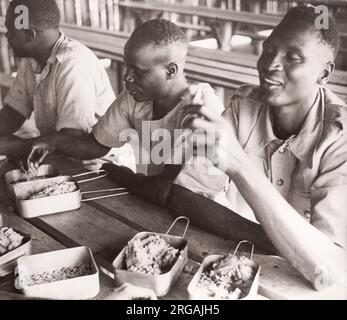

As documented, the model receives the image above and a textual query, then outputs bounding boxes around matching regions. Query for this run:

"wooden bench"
[0,17,346,104]
[116,1,347,52]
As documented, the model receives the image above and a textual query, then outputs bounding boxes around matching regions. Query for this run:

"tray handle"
[81,187,129,202]
[72,169,107,183]
[233,240,254,260]
[165,216,190,238]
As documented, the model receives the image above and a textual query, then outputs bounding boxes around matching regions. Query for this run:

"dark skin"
[181,26,345,290]
[25,40,189,170]
[0,4,63,162]
[101,162,277,255]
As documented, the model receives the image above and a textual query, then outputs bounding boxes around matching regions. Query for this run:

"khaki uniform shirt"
[4,31,115,136]
[177,85,347,249]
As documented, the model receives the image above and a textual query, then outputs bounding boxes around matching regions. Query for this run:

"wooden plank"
[1,157,347,299]
[0,205,64,254]
[118,0,283,27]
[0,17,346,102]
[63,0,76,24]
[89,0,100,27]
[0,34,11,74]
[99,0,108,29]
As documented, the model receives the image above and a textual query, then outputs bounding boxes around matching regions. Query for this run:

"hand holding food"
[24,137,56,174]
[183,105,246,176]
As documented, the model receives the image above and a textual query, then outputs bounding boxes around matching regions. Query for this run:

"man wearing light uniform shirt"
[26,19,224,176]
[0,0,126,167]
[181,5,347,289]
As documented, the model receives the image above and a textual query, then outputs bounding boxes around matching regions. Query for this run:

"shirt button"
[304,210,311,219]
[279,148,286,154]
[277,179,284,186]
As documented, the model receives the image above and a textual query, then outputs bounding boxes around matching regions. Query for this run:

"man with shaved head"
[26,19,224,175]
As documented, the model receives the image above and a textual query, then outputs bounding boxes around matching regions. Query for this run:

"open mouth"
[263,77,283,87]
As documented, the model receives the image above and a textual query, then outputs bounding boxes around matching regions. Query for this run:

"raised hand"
[182,105,245,176]
[22,137,56,173]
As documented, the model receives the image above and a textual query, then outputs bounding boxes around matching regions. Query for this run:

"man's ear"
[25,28,37,42]
[318,62,335,85]
[166,62,178,79]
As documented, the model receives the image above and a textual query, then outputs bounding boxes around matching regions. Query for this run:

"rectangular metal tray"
[187,253,261,300]
[8,169,123,218]
[5,164,61,200]
[0,216,32,277]
[112,217,190,297]
[15,176,82,218]
[16,246,99,299]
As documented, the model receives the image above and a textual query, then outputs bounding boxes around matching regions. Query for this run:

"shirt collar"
[243,97,277,154]
[30,30,66,74]
[244,88,324,168]
[288,88,324,167]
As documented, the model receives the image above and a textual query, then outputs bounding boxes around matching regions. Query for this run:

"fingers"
[24,145,48,174]
[187,116,219,132]
[185,105,224,124]
[19,159,27,173]
[37,150,49,167]
[26,147,40,172]
[106,283,158,300]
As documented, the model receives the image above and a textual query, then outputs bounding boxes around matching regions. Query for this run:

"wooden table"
[0,155,346,300]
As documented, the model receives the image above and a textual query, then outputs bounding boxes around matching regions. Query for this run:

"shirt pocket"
[290,164,315,220]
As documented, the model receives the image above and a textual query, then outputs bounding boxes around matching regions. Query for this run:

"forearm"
[168,184,277,254]
[0,105,26,136]
[0,135,31,158]
[229,158,346,290]
[101,163,276,254]
[53,132,111,160]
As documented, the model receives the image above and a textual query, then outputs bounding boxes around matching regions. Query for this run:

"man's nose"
[123,67,135,83]
[265,53,283,72]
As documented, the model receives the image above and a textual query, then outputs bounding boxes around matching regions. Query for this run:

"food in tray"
[197,254,257,299]
[27,181,78,199]
[20,263,92,287]
[125,234,180,275]
[0,227,24,256]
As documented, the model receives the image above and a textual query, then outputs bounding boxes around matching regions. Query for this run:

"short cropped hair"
[8,0,61,29]
[274,5,340,58]
[125,18,187,53]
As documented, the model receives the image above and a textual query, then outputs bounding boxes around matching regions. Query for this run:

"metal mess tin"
[112,216,190,297]
[8,169,128,218]
[0,215,32,277]
[15,246,99,300]
[187,240,261,300]
[5,164,60,200]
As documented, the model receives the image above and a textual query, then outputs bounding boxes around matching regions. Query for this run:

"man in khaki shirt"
[0,0,115,159]
[25,19,224,175]
[182,5,347,290]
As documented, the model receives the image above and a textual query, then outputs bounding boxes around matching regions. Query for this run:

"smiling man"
[180,5,347,289]
[26,19,224,175]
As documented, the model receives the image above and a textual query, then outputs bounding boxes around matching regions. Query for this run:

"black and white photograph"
[0,0,346,307]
